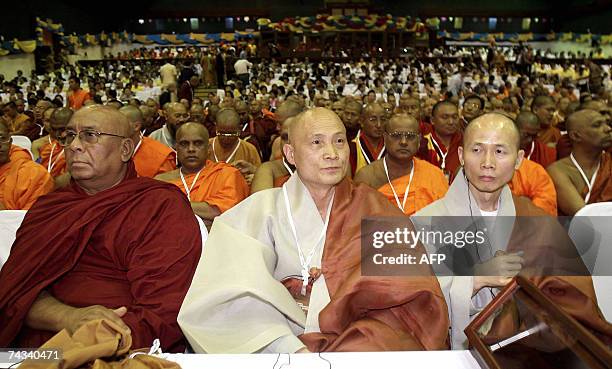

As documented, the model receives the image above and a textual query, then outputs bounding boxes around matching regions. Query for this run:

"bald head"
[275,100,303,123]
[515,111,540,130]
[464,113,520,150]
[216,108,240,130]
[177,122,209,142]
[566,109,600,134]
[71,105,131,137]
[119,105,144,136]
[288,108,345,146]
[566,109,612,150]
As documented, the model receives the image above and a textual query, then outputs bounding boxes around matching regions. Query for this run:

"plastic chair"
[568,202,612,322]
[0,210,27,270]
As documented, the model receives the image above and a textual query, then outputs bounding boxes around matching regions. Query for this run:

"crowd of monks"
[0,59,611,357]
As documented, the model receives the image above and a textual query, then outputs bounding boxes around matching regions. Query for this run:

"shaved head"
[119,105,144,136]
[216,108,240,130]
[71,105,131,137]
[515,111,540,130]
[285,108,348,189]
[566,109,612,150]
[464,113,520,150]
[275,100,303,123]
[177,122,209,142]
[460,113,524,197]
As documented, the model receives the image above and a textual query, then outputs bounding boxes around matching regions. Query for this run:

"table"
[162,350,480,369]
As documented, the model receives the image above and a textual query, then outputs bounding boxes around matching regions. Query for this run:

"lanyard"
[430,134,448,170]
[356,130,385,165]
[383,157,414,213]
[179,167,203,201]
[526,141,535,160]
[132,134,144,157]
[242,123,249,132]
[47,143,64,173]
[282,183,334,296]
[282,158,294,175]
[212,137,241,163]
[570,153,601,204]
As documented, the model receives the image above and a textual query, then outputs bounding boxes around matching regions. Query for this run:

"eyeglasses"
[59,129,128,146]
[385,131,420,141]
[216,131,240,138]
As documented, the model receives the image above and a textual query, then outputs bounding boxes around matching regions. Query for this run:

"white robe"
[178,174,332,353]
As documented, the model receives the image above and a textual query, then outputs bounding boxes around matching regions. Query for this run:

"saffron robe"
[133,136,176,178]
[168,160,249,213]
[509,159,558,216]
[377,158,449,215]
[349,131,385,176]
[525,140,557,168]
[418,131,462,182]
[39,138,66,177]
[207,137,262,167]
[0,158,53,210]
[585,151,612,205]
[0,161,202,352]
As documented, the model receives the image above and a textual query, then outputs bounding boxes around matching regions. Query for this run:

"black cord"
[318,352,332,369]
[8,360,24,369]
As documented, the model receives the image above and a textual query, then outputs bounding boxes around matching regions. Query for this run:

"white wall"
[0,53,36,80]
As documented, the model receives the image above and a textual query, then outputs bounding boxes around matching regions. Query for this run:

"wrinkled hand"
[63,305,130,334]
[473,250,524,291]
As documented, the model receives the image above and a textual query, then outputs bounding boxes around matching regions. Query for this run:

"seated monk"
[39,108,73,178]
[532,95,561,147]
[2,101,34,138]
[417,101,462,181]
[414,113,611,349]
[156,123,249,227]
[178,107,449,353]
[515,111,557,168]
[0,122,54,210]
[251,116,297,193]
[209,108,261,185]
[354,113,448,215]
[509,112,558,215]
[268,100,304,161]
[547,109,612,215]
[348,102,387,176]
[31,107,56,161]
[119,105,176,177]
[556,99,612,160]
[0,105,202,352]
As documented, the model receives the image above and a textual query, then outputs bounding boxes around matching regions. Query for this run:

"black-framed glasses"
[59,129,128,146]
[385,131,420,141]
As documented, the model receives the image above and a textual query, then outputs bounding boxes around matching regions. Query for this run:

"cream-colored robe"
[178,174,332,353]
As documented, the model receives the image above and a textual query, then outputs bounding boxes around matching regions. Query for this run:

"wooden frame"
[465,276,612,369]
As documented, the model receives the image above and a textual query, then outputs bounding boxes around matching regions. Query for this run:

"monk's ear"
[121,138,135,162]
[515,149,525,170]
[457,146,464,166]
[568,129,581,144]
[283,143,296,166]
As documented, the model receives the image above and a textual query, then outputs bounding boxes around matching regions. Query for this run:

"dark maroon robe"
[0,161,202,352]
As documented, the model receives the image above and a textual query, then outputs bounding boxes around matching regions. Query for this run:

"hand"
[232,160,256,175]
[296,347,311,353]
[63,305,130,334]
[473,250,524,292]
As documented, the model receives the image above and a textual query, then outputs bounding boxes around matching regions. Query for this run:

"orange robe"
[509,159,557,216]
[0,157,53,210]
[68,89,91,110]
[208,138,262,167]
[9,144,32,161]
[537,126,562,146]
[7,113,31,133]
[585,151,612,205]
[39,139,66,177]
[526,140,557,168]
[133,137,176,178]
[170,160,249,212]
[377,158,449,215]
